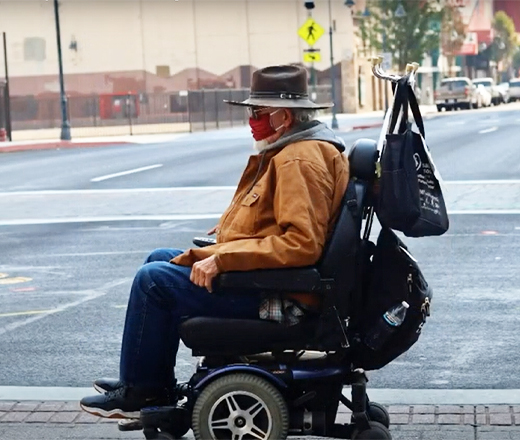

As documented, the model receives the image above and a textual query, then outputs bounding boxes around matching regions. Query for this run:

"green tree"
[479,11,518,78]
[440,4,466,77]
[491,11,518,67]
[357,0,443,72]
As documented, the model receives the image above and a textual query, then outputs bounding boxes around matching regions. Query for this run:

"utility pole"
[53,0,71,141]
[2,32,12,141]
[328,0,338,129]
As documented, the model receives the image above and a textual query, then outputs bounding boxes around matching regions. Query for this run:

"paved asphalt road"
[0,105,519,392]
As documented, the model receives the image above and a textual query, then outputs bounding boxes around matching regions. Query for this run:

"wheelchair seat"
[180,138,378,357]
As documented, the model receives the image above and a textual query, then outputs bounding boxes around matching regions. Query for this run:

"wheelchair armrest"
[214,267,323,293]
[193,237,217,248]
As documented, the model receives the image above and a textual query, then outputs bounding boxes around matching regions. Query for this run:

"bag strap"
[407,84,425,138]
[388,77,409,134]
[388,74,426,139]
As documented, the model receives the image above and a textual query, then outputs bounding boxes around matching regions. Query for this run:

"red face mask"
[249,113,276,141]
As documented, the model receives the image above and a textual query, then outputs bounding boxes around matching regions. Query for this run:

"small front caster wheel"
[367,402,390,428]
[352,421,392,439]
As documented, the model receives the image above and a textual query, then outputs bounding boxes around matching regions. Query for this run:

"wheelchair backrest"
[317,139,378,318]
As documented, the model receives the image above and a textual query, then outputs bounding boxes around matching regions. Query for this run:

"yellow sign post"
[303,49,321,63]
[298,18,325,46]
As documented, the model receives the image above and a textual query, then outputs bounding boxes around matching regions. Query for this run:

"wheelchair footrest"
[117,418,143,432]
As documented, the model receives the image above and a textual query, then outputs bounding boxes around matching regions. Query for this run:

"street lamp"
[381,2,406,111]
[53,0,71,141]
[394,3,406,18]
[328,0,355,130]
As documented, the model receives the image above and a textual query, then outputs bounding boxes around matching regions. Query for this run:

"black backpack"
[350,227,433,371]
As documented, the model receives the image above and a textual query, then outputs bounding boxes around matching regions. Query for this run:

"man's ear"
[283,109,294,128]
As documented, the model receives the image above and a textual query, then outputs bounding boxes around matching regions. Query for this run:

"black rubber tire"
[436,105,443,112]
[367,402,390,428]
[192,373,288,440]
[163,418,190,439]
[143,426,186,440]
[352,421,392,439]
[140,405,191,439]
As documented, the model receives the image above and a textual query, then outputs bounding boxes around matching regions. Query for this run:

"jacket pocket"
[241,192,260,206]
[228,192,261,235]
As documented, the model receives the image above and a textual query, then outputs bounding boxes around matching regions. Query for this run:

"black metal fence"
[7,85,333,136]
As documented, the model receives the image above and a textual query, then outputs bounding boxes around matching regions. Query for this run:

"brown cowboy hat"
[224,64,333,109]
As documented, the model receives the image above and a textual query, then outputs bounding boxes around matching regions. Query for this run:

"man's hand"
[207,225,219,235]
[190,255,220,293]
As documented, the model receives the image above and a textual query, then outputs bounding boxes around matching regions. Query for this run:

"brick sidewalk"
[0,402,519,440]
[1,401,519,427]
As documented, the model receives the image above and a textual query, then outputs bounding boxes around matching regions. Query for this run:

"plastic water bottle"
[364,301,410,351]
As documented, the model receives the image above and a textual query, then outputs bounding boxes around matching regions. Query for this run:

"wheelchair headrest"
[348,138,378,181]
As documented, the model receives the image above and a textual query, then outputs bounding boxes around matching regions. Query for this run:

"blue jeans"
[120,248,262,388]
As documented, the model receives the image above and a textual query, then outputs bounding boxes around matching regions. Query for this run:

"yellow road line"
[0,310,52,318]
[0,277,32,285]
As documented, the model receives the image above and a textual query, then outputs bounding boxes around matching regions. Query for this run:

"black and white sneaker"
[93,377,123,394]
[80,386,170,419]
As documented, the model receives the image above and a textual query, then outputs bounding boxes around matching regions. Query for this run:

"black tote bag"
[376,75,449,237]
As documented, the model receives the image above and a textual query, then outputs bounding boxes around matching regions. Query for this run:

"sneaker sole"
[80,403,140,420]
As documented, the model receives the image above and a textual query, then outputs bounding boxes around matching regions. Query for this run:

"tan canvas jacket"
[172,138,349,306]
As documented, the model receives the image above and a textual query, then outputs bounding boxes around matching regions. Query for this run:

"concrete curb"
[351,122,384,130]
[0,140,134,153]
[3,387,520,405]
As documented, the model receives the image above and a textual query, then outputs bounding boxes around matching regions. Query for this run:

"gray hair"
[291,108,317,124]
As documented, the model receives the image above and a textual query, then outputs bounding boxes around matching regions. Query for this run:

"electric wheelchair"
[124,138,394,440]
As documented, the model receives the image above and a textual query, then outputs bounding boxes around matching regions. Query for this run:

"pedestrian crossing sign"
[303,48,321,63]
[298,18,325,46]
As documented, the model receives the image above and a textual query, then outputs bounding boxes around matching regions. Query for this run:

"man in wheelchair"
[80,64,352,421]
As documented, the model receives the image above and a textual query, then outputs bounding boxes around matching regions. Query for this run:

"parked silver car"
[435,77,481,111]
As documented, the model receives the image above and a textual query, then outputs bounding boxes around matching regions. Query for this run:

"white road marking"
[0,278,130,336]
[478,126,498,134]
[91,164,163,182]
[1,386,520,405]
[446,120,467,126]
[3,181,520,196]
[1,210,520,227]
[0,186,236,196]
[41,250,149,257]
[448,210,520,215]
[0,214,222,226]
[444,179,520,184]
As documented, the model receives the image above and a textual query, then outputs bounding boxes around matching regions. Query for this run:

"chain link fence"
[7,85,333,138]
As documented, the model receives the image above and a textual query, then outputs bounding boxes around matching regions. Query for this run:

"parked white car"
[475,84,492,107]
[497,82,510,103]
[508,79,520,102]
[473,77,503,105]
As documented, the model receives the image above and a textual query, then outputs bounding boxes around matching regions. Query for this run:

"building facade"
[0,0,383,114]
